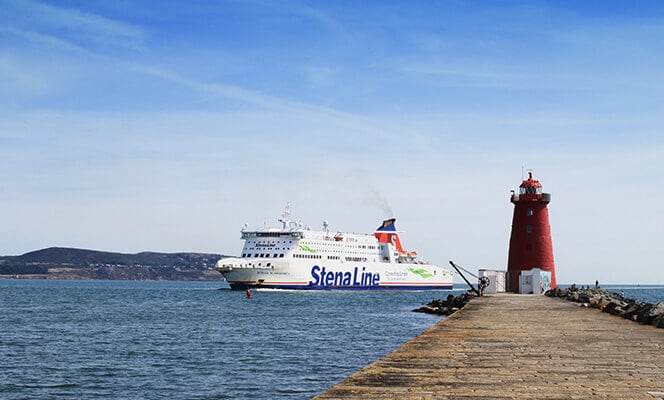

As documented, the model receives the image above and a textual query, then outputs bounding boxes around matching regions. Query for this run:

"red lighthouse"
[507,172,556,292]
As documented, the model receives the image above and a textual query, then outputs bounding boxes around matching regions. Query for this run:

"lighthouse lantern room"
[507,172,556,293]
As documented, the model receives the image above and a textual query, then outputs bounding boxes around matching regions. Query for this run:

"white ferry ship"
[215,206,454,290]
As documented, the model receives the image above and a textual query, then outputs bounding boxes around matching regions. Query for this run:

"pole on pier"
[449,261,480,296]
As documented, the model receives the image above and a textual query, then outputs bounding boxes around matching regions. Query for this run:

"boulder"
[648,302,664,319]
[621,303,642,321]
[414,291,476,316]
[636,304,655,324]
[553,287,662,329]
[547,287,568,297]
[657,316,664,329]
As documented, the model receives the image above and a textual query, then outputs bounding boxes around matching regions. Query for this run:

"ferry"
[215,206,454,290]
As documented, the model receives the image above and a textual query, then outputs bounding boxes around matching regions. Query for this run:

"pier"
[315,294,664,399]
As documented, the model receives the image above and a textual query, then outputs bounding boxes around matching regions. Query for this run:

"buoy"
[246,289,252,299]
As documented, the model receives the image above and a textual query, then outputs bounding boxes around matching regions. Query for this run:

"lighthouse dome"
[520,172,542,188]
[519,172,543,195]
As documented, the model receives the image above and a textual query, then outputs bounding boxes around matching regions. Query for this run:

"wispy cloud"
[0,27,86,53]
[2,0,664,283]
[1,0,145,51]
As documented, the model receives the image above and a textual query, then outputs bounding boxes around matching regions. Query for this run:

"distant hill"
[0,247,230,281]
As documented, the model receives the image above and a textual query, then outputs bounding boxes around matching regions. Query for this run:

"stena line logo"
[309,265,380,287]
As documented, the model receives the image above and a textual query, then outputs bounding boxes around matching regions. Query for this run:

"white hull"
[216,207,454,291]
[219,258,453,290]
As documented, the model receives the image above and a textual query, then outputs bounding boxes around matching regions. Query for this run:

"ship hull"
[220,260,454,291]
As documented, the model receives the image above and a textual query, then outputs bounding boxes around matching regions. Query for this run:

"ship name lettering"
[309,265,380,287]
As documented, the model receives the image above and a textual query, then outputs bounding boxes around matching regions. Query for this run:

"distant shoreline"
[0,270,226,281]
[0,247,228,281]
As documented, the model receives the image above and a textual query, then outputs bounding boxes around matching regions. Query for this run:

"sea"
[1,280,662,400]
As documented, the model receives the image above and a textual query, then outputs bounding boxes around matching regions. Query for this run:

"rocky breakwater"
[413,291,477,316]
[547,287,664,329]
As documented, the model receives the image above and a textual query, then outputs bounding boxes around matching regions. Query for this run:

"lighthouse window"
[526,225,533,233]
[527,208,533,216]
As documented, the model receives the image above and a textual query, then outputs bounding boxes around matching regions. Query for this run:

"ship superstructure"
[216,206,453,290]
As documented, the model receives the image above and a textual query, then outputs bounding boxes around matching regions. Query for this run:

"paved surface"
[315,294,664,399]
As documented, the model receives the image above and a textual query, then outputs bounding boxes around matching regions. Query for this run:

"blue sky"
[1,0,663,284]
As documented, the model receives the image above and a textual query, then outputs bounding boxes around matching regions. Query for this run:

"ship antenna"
[279,203,292,229]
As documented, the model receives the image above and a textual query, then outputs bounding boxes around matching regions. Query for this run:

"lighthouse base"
[511,268,552,294]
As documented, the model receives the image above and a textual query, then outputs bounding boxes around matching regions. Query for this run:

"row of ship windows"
[240,253,360,261]
[301,241,378,250]
[249,240,294,244]
[294,254,323,259]
[345,257,367,262]
[247,240,379,250]
[246,247,378,255]
[247,242,380,252]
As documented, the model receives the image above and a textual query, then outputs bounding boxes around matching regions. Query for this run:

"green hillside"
[0,247,229,280]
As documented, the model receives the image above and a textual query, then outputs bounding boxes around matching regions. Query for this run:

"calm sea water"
[0,279,463,400]
[2,280,662,400]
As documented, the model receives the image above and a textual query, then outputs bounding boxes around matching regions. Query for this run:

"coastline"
[0,269,225,281]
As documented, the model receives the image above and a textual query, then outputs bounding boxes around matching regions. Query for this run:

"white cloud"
[2,105,663,284]
[2,1,664,286]
[2,0,145,50]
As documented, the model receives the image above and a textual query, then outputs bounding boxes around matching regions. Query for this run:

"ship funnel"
[374,218,404,253]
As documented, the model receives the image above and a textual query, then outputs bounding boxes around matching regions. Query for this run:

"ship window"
[527,208,533,216]
[526,225,533,233]
[280,254,284,258]
[273,254,278,258]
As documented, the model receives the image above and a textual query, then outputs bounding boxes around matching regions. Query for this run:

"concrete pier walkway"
[315,294,664,399]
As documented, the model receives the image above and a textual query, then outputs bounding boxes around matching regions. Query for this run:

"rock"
[646,302,664,327]
[553,287,663,329]
[547,287,568,297]
[636,304,655,324]
[414,291,476,316]
[647,301,664,319]
[657,316,664,329]
[621,303,642,321]
[602,300,620,315]
[598,300,611,311]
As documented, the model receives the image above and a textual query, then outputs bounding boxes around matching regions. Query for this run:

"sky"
[1,0,663,284]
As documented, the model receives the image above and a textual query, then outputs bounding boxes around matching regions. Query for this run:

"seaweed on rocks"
[546,287,664,329]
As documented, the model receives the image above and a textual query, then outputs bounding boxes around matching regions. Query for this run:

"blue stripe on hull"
[230,283,454,291]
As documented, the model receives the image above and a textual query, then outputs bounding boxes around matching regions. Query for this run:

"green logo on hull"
[407,267,433,279]
[298,245,316,253]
